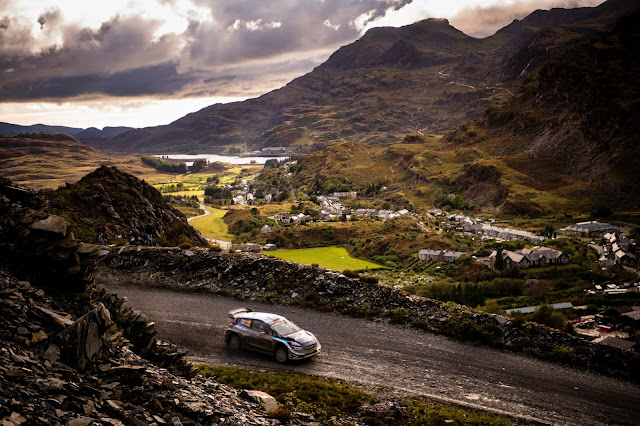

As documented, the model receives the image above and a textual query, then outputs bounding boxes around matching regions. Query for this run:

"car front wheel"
[228,334,241,350]
[274,345,288,363]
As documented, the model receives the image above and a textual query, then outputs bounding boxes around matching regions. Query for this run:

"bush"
[342,269,360,279]
[269,408,292,423]
[178,242,192,249]
[361,275,379,284]
[141,156,188,173]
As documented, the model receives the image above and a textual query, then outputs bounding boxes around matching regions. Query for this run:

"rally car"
[224,308,321,363]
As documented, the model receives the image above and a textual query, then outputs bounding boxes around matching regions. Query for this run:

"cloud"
[0,0,607,108]
[450,0,606,37]
[1,0,403,102]
[323,19,340,31]
[227,19,282,32]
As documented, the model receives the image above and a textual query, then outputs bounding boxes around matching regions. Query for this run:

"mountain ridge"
[103,1,639,154]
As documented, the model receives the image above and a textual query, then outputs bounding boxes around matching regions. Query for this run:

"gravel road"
[107,284,640,425]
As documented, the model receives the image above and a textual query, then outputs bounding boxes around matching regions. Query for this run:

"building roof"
[505,302,574,314]
[443,251,465,258]
[419,249,442,256]
[622,310,640,321]
[504,250,525,263]
[598,336,636,350]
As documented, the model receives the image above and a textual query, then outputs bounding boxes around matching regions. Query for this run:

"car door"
[248,320,274,351]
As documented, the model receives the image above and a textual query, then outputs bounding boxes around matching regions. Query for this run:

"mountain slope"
[444,8,640,210]
[0,133,109,188]
[106,1,639,154]
[0,122,83,136]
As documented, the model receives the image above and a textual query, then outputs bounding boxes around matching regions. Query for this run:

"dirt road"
[107,284,640,425]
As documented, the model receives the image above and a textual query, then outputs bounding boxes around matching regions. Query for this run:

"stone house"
[235,244,261,253]
[558,221,613,237]
[490,247,567,269]
[418,249,465,263]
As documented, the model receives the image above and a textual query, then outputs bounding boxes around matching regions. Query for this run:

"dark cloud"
[1,0,411,101]
[0,0,602,103]
[0,62,202,100]
[183,0,412,66]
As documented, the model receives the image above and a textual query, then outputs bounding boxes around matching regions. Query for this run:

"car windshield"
[270,318,301,336]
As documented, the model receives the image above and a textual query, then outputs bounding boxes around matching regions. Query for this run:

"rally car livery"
[224,308,321,363]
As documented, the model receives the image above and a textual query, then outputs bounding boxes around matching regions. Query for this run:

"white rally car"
[224,308,321,363]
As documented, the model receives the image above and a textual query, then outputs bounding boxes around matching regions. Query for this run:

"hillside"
[0,133,110,188]
[0,122,132,139]
[0,122,83,136]
[444,8,640,211]
[0,132,179,189]
[42,166,208,247]
[104,0,639,154]
[275,4,640,216]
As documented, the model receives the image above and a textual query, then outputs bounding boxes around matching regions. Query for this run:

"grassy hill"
[0,133,177,189]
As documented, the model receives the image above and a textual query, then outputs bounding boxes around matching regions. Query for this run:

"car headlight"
[290,342,303,349]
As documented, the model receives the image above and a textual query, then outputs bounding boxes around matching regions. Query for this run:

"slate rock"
[56,303,113,370]
[29,215,69,236]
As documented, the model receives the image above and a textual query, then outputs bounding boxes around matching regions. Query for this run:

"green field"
[189,207,234,241]
[266,247,383,271]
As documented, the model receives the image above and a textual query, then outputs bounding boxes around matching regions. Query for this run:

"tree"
[494,248,505,271]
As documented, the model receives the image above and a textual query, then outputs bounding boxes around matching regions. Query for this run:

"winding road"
[106,284,640,425]
[187,203,232,250]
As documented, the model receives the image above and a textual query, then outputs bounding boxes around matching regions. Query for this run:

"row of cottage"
[434,212,546,244]
[419,246,568,270]
[489,247,568,269]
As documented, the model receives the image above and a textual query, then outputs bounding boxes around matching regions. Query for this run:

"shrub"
[361,275,379,284]
[390,307,409,324]
[269,408,292,423]
[178,242,192,249]
[342,269,360,279]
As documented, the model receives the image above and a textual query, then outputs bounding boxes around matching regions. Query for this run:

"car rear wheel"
[228,334,241,350]
[274,345,288,363]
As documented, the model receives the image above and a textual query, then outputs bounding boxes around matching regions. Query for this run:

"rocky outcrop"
[0,272,281,425]
[42,166,208,247]
[54,303,114,370]
[95,247,640,381]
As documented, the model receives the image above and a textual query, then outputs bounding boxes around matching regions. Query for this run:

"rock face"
[0,273,279,425]
[42,166,207,247]
[95,247,640,381]
[55,303,114,370]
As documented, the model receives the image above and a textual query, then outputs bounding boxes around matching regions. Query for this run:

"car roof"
[236,311,287,324]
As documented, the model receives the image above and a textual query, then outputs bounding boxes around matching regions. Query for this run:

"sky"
[0,0,604,129]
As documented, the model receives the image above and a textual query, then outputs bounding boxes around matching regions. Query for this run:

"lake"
[154,153,289,166]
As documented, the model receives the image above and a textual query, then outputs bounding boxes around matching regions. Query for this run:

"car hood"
[284,330,317,345]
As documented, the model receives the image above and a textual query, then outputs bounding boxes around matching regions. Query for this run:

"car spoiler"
[228,307,252,319]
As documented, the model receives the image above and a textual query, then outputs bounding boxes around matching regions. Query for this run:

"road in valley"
[106,284,640,425]
[187,203,232,250]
